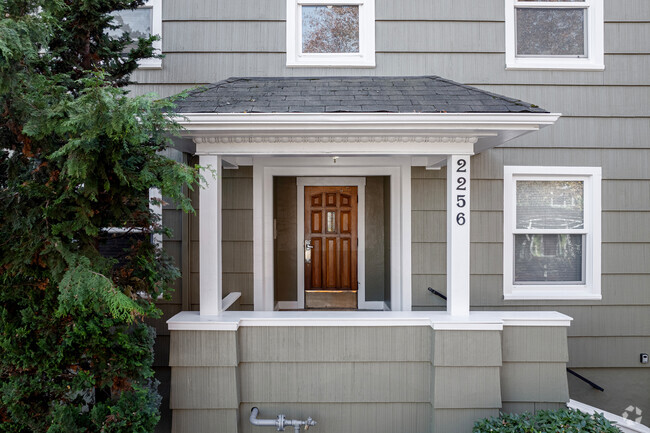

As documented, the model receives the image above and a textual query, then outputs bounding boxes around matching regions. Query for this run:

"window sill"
[505,61,605,71]
[504,288,602,301]
[137,58,163,70]
[286,57,376,68]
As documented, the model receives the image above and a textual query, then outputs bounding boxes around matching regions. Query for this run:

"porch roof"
[172,76,548,114]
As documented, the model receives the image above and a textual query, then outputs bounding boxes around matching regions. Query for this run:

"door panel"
[305,185,358,309]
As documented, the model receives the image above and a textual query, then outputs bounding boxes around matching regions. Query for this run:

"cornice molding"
[193,136,480,145]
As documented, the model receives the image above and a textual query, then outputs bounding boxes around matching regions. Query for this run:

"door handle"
[305,239,314,263]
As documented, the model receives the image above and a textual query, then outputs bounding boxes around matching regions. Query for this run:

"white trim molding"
[180,112,561,157]
[286,0,375,67]
[447,155,471,315]
[254,157,411,311]
[503,166,602,300]
[199,155,223,315]
[505,0,604,71]
[136,0,163,69]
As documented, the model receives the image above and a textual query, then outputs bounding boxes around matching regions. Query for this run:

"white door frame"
[253,156,412,312]
[294,177,373,310]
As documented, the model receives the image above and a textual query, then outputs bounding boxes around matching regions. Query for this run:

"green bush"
[473,408,620,433]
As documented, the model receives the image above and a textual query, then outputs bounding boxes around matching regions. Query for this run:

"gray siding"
[146,0,650,426]
[130,0,650,97]
[170,326,570,433]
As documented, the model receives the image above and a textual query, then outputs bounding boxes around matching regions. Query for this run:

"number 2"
[457,159,467,172]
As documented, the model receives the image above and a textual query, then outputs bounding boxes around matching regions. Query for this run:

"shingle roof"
[171,76,548,114]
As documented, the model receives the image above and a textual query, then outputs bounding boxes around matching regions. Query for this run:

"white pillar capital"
[199,155,222,315]
[446,155,471,316]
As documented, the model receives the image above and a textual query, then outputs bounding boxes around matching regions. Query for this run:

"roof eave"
[170,112,561,156]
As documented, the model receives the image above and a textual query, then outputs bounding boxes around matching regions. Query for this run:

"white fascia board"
[174,112,562,135]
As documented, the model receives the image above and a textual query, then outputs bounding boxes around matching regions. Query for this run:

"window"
[503,166,601,300]
[108,0,162,69]
[286,0,375,67]
[505,0,604,70]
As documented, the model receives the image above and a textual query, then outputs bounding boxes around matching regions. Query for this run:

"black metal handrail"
[428,287,447,301]
[566,368,604,392]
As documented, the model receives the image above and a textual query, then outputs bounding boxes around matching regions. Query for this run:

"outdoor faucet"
[250,407,317,433]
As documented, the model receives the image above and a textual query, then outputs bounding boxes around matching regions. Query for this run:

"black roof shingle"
[172,76,548,114]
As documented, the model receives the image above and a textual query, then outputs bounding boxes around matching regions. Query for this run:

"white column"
[199,155,222,315]
[446,154,471,316]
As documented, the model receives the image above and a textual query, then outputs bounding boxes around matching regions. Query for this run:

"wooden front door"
[304,186,358,309]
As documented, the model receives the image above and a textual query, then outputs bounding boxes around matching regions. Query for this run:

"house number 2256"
[455,158,467,226]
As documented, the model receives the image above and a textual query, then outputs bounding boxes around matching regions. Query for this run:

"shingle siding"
[142,0,650,429]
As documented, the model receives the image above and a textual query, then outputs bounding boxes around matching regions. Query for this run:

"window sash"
[504,0,603,70]
[512,233,586,285]
[298,2,364,56]
[514,6,588,58]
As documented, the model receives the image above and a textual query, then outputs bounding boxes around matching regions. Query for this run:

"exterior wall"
[129,0,650,98]
[168,325,569,433]
[150,0,650,425]
[431,330,501,433]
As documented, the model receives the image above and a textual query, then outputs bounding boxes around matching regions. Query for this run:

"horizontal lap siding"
[239,326,431,362]
[167,327,435,433]
[239,403,431,433]
[130,54,650,96]
[239,362,430,403]
[432,330,503,432]
[140,0,650,426]
[238,327,431,405]
[501,327,570,406]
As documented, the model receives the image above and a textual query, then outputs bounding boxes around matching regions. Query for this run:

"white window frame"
[286,0,375,68]
[111,0,162,69]
[504,0,604,71]
[503,166,602,300]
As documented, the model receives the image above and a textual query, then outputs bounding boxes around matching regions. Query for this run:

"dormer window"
[505,0,604,70]
[286,0,375,67]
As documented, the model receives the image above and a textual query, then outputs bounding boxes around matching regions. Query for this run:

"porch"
[166,76,567,432]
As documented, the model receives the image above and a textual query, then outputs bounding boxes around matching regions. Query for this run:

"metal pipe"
[250,408,278,428]
[250,407,317,432]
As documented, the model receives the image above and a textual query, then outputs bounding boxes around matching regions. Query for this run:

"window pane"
[326,211,336,233]
[518,0,584,2]
[514,234,584,283]
[516,181,584,229]
[302,5,359,54]
[107,8,152,39]
[516,8,585,56]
